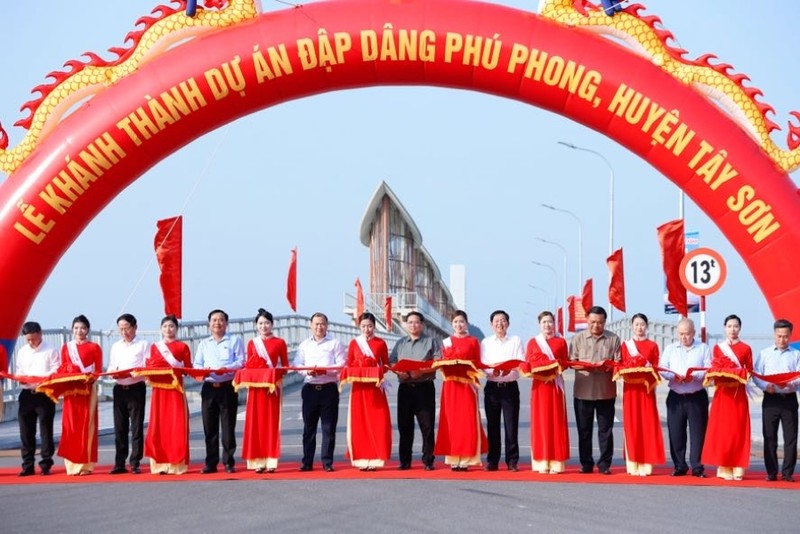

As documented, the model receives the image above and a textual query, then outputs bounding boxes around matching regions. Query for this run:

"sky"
[0,0,798,339]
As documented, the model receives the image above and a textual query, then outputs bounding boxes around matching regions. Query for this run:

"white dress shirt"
[16,341,60,389]
[108,337,149,385]
[480,334,524,382]
[754,346,800,394]
[294,334,346,385]
[660,340,711,394]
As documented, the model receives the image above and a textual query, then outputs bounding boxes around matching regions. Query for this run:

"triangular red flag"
[385,296,393,332]
[154,216,183,318]
[607,247,626,313]
[657,219,688,316]
[355,278,365,318]
[286,248,297,312]
[581,279,593,315]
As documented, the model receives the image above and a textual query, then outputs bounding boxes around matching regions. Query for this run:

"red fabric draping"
[607,247,626,313]
[154,216,183,318]
[355,278,365,318]
[286,248,297,312]
[657,219,688,316]
[582,279,593,313]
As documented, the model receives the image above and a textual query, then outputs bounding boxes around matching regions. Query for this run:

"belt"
[207,380,233,389]
[488,381,516,388]
[305,382,336,391]
[671,389,704,396]
[400,381,433,388]
[766,391,796,397]
[115,382,145,390]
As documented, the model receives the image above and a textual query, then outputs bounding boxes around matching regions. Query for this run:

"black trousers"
[484,381,520,467]
[574,397,616,470]
[201,381,239,468]
[18,389,56,471]
[301,383,339,468]
[112,382,146,468]
[397,381,436,466]
[762,392,799,478]
[666,389,708,474]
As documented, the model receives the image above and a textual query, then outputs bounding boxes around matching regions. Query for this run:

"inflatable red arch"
[2,0,800,351]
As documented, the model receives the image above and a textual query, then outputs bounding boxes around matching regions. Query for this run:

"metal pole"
[541,203,583,287]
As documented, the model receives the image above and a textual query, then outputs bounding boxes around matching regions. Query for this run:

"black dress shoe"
[131,466,141,475]
[579,466,593,474]
[109,467,128,475]
[40,467,51,476]
[323,465,334,472]
[255,468,265,474]
[225,466,236,474]
[298,465,313,472]
[18,468,35,477]
[782,474,794,482]
[692,471,706,478]
[484,464,498,472]
[398,463,411,471]
[671,469,688,477]
[765,474,777,481]
[424,464,435,471]
[508,463,519,472]
[600,468,612,475]
[200,466,218,474]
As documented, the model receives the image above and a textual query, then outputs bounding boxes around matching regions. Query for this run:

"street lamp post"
[535,238,568,325]
[532,260,565,331]
[558,141,615,319]
[528,284,556,313]
[541,203,583,288]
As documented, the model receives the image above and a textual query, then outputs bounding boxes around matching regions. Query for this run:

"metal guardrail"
[2,314,403,401]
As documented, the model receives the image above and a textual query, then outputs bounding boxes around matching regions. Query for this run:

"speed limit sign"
[679,247,727,296]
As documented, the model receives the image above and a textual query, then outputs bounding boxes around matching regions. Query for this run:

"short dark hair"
[117,313,137,327]
[255,308,273,324]
[21,321,42,335]
[358,312,376,325]
[405,311,424,323]
[490,310,509,323]
[72,314,90,329]
[310,312,328,324]
[774,319,793,332]
[208,309,229,322]
[537,311,554,322]
[452,310,468,322]
[587,306,607,319]
[631,313,648,325]
[723,314,741,327]
[161,314,179,328]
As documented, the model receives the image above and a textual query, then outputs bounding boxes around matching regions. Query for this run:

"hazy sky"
[1,0,797,339]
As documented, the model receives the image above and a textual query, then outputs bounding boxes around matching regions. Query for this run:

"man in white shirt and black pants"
[108,313,149,474]
[16,321,60,476]
[754,318,800,482]
[295,312,346,472]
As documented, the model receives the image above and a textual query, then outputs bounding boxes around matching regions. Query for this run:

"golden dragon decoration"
[539,0,800,173]
[0,0,259,176]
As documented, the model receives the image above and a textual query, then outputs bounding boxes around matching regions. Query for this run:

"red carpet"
[2,463,797,489]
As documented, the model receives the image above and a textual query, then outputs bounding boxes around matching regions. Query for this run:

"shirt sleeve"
[293,340,306,368]
[232,337,245,369]
[47,347,61,373]
[388,340,400,364]
[659,345,675,381]
[194,340,206,368]
[752,350,769,391]
[333,339,346,367]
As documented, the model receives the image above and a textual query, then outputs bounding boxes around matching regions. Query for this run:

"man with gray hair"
[660,318,712,478]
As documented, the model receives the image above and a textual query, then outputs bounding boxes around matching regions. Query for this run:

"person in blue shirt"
[194,309,245,474]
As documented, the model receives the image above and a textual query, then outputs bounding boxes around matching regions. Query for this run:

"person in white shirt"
[660,318,712,478]
[480,310,524,471]
[294,312,346,472]
[16,321,60,476]
[754,318,800,482]
[107,313,149,474]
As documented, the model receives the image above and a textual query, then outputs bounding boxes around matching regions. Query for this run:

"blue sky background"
[0,0,797,338]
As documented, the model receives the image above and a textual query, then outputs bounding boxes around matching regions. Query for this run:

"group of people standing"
[10,305,800,481]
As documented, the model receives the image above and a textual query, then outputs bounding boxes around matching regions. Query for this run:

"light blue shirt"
[754,346,800,394]
[660,340,712,394]
[294,334,346,385]
[195,334,245,383]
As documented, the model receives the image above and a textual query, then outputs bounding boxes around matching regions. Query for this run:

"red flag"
[582,278,593,314]
[566,296,576,333]
[286,248,297,312]
[657,219,688,316]
[355,278,365,318]
[154,216,182,318]
[607,247,626,313]
[557,306,564,336]
[385,296,393,331]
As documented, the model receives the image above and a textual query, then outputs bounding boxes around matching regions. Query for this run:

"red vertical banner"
[154,216,182,318]
[657,219,688,316]
[286,248,297,312]
[607,247,626,313]
[557,306,564,337]
[581,279,593,314]
[566,296,576,333]
[355,278,365,318]
[384,296,393,331]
